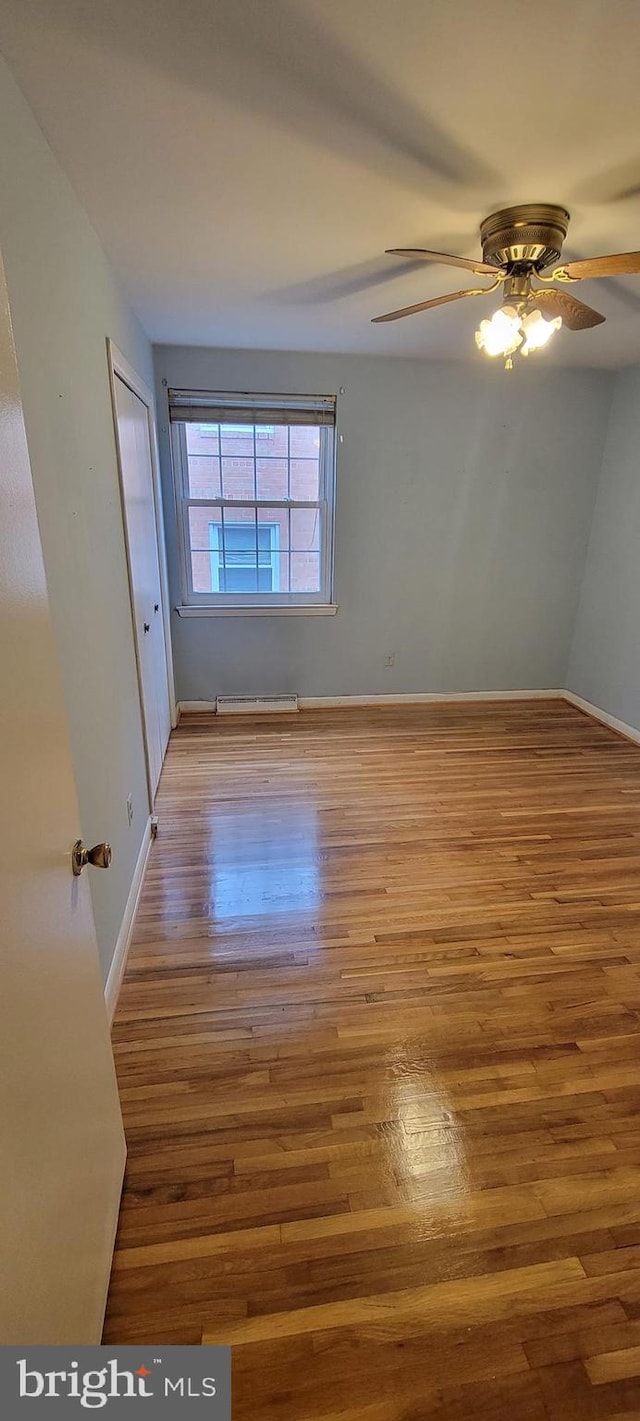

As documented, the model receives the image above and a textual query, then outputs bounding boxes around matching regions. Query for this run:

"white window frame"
[171,415,337,613]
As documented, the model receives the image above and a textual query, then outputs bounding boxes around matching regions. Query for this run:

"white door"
[0,251,125,1343]
[112,370,171,798]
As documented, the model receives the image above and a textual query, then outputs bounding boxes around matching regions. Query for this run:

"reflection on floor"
[105,701,640,1420]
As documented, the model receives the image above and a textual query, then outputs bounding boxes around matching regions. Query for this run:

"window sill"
[175,604,339,618]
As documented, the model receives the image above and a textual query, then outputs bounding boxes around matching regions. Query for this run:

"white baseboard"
[178,690,565,715]
[299,690,565,708]
[104,816,153,1023]
[563,690,640,746]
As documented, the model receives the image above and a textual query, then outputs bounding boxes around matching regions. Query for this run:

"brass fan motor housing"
[480,203,570,271]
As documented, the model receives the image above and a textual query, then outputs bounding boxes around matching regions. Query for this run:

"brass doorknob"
[72,840,112,876]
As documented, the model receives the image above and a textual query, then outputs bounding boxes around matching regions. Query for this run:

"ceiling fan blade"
[532,288,605,331]
[553,252,640,280]
[372,287,487,323]
[387,248,497,275]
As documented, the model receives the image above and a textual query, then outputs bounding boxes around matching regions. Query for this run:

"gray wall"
[0,57,152,983]
[568,366,640,731]
[155,344,612,702]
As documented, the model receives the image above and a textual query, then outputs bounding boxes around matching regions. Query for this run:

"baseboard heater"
[215,695,299,715]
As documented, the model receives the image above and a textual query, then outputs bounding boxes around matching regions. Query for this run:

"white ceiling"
[3,0,640,366]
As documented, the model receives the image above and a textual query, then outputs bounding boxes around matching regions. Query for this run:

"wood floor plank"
[104,701,640,1416]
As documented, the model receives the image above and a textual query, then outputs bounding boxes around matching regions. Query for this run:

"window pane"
[290,507,320,551]
[290,458,320,501]
[220,425,254,457]
[190,550,216,593]
[256,508,287,592]
[255,424,287,453]
[189,505,220,553]
[289,425,320,458]
[290,552,321,593]
[189,508,220,593]
[272,552,290,593]
[187,424,219,454]
[256,456,288,501]
[221,455,255,500]
[221,562,273,593]
[187,453,220,498]
[224,524,273,558]
[222,507,257,553]
[227,567,271,592]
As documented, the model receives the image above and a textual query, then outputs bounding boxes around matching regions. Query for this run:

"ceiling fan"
[372,203,640,367]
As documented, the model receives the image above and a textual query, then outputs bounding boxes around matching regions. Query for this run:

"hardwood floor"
[104,699,640,1419]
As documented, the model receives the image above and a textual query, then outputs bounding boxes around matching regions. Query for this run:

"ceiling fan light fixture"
[376,203,640,346]
[474,305,523,359]
[519,308,563,355]
[475,304,562,367]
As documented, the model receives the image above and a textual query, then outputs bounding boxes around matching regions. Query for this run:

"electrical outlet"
[384,653,395,667]
[126,794,134,826]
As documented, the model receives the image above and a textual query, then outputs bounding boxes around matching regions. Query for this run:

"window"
[170,390,337,611]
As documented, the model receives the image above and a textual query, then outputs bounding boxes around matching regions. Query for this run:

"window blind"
[168,389,336,427]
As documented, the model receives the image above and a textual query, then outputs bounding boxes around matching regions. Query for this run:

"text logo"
[1,1347,230,1416]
